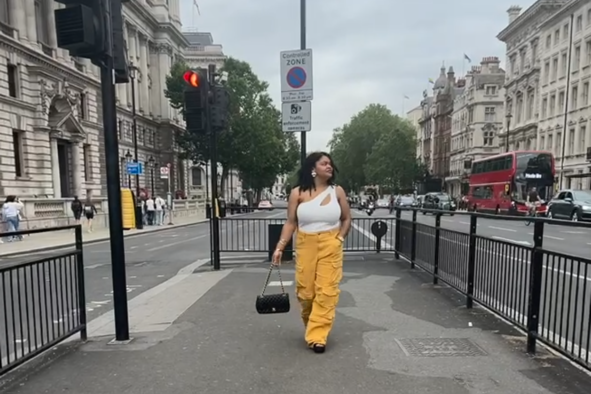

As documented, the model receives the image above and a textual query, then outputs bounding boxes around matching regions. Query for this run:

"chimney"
[480,56,500,73]
[447,66,455,83]
[507,5,522,24]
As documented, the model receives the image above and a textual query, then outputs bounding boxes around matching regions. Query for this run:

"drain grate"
[395,338,487,357]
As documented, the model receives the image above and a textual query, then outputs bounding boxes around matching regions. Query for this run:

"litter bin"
[268,223,293,262]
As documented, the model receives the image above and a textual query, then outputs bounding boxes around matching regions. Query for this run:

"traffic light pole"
[99,0,129,342]
[208,64,222,271]
[299,0,306,165]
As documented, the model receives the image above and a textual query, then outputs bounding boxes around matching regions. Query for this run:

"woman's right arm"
[275,188,299,251]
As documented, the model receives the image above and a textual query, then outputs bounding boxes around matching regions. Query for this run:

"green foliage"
[164,57,300,196]
[329,104,421,193]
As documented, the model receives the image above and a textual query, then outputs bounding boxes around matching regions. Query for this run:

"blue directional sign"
[287,66,306,88]
[126,162,143,175]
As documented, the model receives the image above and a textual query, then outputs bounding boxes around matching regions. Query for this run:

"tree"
[164,57,299,199]
[329,104,421,194]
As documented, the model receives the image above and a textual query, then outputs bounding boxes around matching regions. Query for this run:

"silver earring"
[311,170,317,178]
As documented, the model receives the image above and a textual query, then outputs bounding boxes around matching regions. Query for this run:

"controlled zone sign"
[280,49,313,102]
[160,166,169,179]
[282,101,311,132]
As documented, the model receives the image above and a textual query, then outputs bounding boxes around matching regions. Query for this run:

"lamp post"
[129,64,143,230]
[148,155,155,197]
[125,150,132,188]
[505,112,512,153]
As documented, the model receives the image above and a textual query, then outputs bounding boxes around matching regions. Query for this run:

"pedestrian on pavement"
[271,151,351,354]
[71,196,83,224]
[83,198,97,233]
[2,195,24,242]
[154,195,165,225]
[145,196,155,225]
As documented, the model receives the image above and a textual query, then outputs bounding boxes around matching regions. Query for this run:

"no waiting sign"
[160,166,169,179]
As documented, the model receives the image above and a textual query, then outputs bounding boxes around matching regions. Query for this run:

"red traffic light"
[183,70,201,87]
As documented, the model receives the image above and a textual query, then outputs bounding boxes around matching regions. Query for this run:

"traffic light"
[54,0,106,59]
[54,0,129,79]
[183,69,209,134]
[210,86,230,129]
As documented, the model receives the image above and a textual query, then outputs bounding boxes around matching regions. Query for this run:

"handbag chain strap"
[260,265,286,296]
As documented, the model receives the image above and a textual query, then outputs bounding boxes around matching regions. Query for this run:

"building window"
[34,0,50,51]
[0,0,10,27]
[552,57,558,80]
[540,136,545,150]
[550,94,556,116]
[554,29,560,45]
[483,131,494,146]
[7,63,17,98]
[485,86,496,95]
[561,52,568,77]
[79,93,87,119]
[588,8,591,25]
[544,61,550,83]
[526,89,535,120]
[484,107,496,122]
[83,144,91,181]
[563,23,569,40]
[546,34,551,49]
[571,86,578,109]
[191,167,202,186]
[583,82,589,105]
[568,128,575,155]
[558,91,565,110]
[576,14,583,32]
[586,40,591,65]
[556,133,562,156]
[574,45,581,70]
[541,97,548,118]
[12,129,23,177]
[581,125,586,151]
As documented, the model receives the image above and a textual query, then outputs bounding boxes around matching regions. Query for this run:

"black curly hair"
[296,151,338,193]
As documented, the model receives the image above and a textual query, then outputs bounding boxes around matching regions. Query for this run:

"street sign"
[126,162,143,175]
[160,166,169,179]
[282,101,311,132]
[280,49,313,102]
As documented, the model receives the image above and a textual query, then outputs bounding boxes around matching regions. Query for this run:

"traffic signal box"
[183,69,208,134]
[54,0,129,81]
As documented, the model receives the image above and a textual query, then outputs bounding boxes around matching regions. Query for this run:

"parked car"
[396,195,415,207]
[412,195,424,208]
[421,193,456,215]
[257,200,274,210]
[376,199,390,208]
[547,189,591,221]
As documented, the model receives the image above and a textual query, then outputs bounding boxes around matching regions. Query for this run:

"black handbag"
[256,265,290,314]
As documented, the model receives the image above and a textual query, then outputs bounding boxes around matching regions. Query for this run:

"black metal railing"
[393,208,591,371]
[0,226,87,376]
[217,207,591,370]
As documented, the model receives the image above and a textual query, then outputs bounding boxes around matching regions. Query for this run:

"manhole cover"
[395,338,487,357]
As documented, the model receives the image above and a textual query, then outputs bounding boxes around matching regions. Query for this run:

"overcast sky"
[179,0,535,151]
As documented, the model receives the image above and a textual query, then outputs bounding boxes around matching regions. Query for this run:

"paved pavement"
[2,254,591,393]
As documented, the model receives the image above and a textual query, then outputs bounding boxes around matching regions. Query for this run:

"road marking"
[91,301,110,305]
[268,280,293,286]
[146,235,207,252]
[491,236,530,246]
[561,231,586,234]
[85,264,105,269]
[488,226,516,232]
[460,221,470,225]
[544,235,564,240]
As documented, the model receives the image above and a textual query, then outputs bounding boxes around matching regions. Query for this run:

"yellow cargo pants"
[295,228,343,346]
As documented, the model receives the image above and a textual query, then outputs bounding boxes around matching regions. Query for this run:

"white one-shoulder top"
[296,186,341,233]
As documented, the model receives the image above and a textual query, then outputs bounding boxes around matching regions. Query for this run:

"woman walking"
[83,198,97,233]
[272,152,351,353]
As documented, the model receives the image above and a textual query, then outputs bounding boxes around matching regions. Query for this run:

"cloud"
[180,0,535,150]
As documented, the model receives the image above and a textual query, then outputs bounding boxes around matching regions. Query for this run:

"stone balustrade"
[13,197,206,230]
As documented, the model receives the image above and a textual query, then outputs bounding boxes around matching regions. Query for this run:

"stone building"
[418,93,435,170]
[0,0,191,201]
[432,66,463,190]
[536,0,591,189]
[447,57,506,197]
[497,2,568,154]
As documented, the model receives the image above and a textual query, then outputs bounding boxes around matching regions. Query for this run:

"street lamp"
[148,155,156,197]
[129,63,143,230]
[125,149,132,188]
[505,112,512,153]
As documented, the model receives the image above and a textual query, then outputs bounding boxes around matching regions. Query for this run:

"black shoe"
[312,344,325,353]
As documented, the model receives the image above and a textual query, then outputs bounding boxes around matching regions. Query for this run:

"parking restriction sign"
[160,166,169,179]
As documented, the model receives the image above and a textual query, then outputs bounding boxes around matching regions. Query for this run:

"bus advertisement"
[467,151,555,215]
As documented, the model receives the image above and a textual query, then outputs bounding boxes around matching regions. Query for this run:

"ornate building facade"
[447,57,506,197]
[0,0,190,199]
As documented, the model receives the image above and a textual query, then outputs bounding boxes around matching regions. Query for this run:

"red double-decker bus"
[467,151,555,215]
